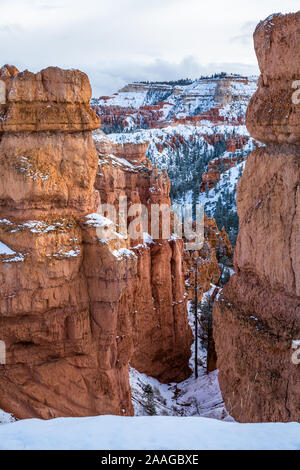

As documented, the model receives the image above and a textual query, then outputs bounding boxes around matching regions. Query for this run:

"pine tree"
[143,384,157,416]
[198,297,214,353]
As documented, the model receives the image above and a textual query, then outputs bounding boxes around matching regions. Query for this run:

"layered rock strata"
[0,66,192,420]
[213,13,300,422]
[94,131,193,382]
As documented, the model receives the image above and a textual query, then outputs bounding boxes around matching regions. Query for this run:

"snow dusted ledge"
[0,416,300,450]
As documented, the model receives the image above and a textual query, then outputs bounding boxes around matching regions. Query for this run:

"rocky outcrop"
[94,131,192,383]
[0,65,105,419]
[246,12,300,144]
[213,13,300,422]
[0,69,192,420]
[200,169,221,192]
[93,75,257,133]
[184,216,232,301]
[0,66,98,133]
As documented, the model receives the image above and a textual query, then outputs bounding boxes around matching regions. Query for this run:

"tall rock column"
[0,68,193,420]
[94,132,193,383]
[214,12,300,422]
[0,65,124,419]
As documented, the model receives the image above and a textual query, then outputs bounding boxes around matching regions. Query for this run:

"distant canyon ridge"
[91,74,259,245]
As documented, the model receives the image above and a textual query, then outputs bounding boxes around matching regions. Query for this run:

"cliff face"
[0,66,99,219]
[0,67,192,420]
[213,13,300,422]
[96,78,259,250]
[184,216,232,301]
[94,131,192,382]
[246,12,300,145]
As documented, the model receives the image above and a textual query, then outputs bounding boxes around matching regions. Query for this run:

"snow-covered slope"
[1,415,300,450]
[96,124,255,244]
[130,368,232,421]
[129,296,232,421]
[0,409,15,425]
[107,123,254,184]
[93,75,257,127]
[92,75,258,245]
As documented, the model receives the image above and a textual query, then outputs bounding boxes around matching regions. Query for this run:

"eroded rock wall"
[214,13,300,422]
[0,66,113,419]
[0,68,192,420]
[94,132,193,383]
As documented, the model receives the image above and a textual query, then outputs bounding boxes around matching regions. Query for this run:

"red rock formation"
[200,141,254,193]
[92,103,165,131]
[208,157,236,171]
[246,12,300,144]
[94,132,192,382]
[0,66,108,420]
[183,217,232,376]
[214,13,300,422]
[0,71,192,420]
[200,169,220,191]
[0,66,98,133]
[94,75,255,133]
[226,136,250,153]
[184,216,232,301]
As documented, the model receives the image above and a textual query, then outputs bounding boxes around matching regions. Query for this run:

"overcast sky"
[0,0,299,96]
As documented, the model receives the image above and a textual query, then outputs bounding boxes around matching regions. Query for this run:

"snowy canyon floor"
[129,297,232,420]
[0,415,300,450]
[2,296,299,451]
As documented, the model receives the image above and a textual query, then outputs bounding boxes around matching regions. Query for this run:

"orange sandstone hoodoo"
[0,65,192,419]
[213,12,300,422]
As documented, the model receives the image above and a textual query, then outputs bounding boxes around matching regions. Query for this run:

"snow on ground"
[95,76,257,124]
[0,240,26,263]
[130,367,232,421]
[199,161,246,212]
[105,125,255,195]
[98,153,135,169]
[0,241,16,255]
[112,248,136,260]
[0,409,15,425]
[130,297,232,421]
[0,415,299,450]
[108,123,251,146]
[97,90,148,109]
[0,217,74,234]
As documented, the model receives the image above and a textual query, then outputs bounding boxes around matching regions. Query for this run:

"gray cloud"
[0,0,298,96]
[87,57,259,97]
[0,23,22,33]
[230,21,257,45]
